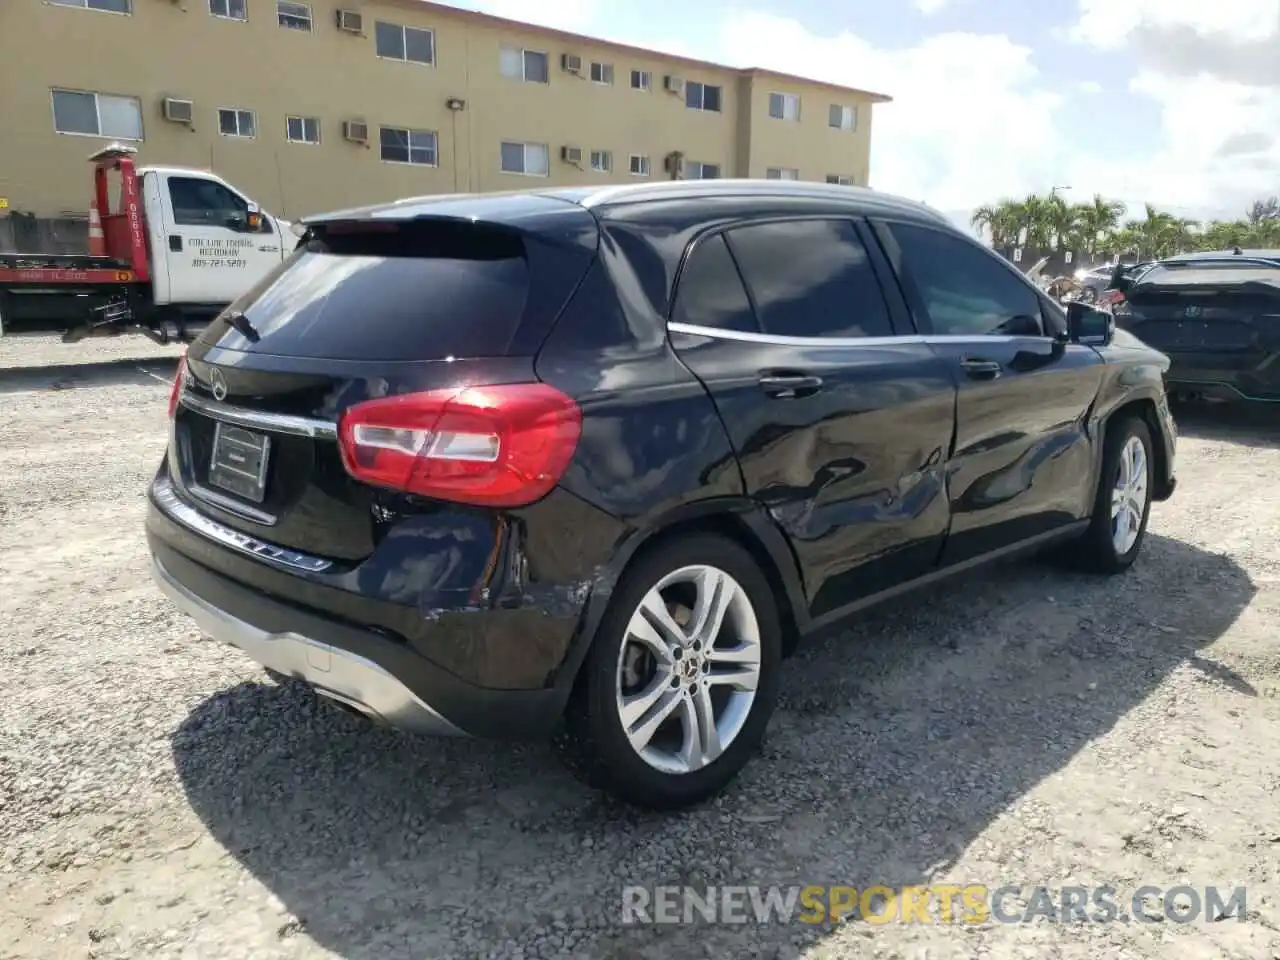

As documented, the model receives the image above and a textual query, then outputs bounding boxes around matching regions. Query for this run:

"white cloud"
[1069,0,1277,50]
[913,0,953,15]
[1063,0,1280,220]
[1075,79,1104,94]
[710,13,1066,215]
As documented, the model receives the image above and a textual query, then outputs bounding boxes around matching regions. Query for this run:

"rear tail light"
[167,354,188,419]
[337,383,582,508]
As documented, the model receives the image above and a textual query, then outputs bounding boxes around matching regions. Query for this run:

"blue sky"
[454,0,1280,231]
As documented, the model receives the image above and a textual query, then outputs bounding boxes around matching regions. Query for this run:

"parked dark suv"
[148,181,1178,809]
[1110,250,1280,403]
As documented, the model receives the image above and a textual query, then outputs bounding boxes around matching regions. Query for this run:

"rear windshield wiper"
[225,311,260,343]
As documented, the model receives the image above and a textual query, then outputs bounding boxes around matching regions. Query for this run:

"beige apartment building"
[0,0,890,224]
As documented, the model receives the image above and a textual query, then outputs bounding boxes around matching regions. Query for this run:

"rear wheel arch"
[554,502,807,710]
[621,510,806,656]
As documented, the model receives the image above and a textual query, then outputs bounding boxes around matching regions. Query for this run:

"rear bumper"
[1163,351,1280,403]
[150,541,567,739]
[153,553,465,736]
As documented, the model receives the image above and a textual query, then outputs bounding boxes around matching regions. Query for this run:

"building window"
[218,108,256,138]
[276,1,311,31]
[685,81,722,112]
[829,104,857,131]
[375,21,435,65]
[209,0,246,19]
[630,69,651,91]
[589,62,614,85]
[286,116,320,144]
[687,161,720,180]
[825,174,854,185]
[629,154,650,177]
[589,150,612,173]
[766,167,799,180]
[51,89,142,140]
[380,126,437,165]
[50,0,130,12]
[768,92,800,121]
[500,46,549,83]
[500,141,550,176]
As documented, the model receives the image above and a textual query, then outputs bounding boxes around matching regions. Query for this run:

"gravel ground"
[2,334,1278,960]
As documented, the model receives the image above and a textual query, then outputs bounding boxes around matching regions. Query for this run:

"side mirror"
[1067,301,1115,346]
[224,213,248,232]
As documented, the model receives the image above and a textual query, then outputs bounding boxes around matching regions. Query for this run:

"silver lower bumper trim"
[152,557,467,737]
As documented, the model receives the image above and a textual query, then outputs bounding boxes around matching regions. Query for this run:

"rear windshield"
[208,220,545,361]
[1137,263,1280,289]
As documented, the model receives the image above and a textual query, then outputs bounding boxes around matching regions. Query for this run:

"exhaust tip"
[315,689,383,725]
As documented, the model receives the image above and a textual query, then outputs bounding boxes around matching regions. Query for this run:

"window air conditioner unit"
[561,53,583,74]
[663,75,684,95]
[342,120,369,143]
[336,9,363,33]
[561,145,583,165]
[162,97,194,124]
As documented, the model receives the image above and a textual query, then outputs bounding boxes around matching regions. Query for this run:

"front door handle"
[960,357,1002,380]
[759,374,824,399]
[168,235,183,252]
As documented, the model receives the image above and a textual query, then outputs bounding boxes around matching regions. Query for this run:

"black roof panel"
[303,180,952,231]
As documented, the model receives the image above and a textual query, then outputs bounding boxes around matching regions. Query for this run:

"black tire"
[1067,415,1154,574]
[556,533,782,810]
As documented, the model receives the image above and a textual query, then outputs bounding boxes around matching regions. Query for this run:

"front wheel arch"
[1097,396,1171,501]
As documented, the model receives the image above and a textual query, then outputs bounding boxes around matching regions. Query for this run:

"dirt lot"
[2,333,1278,960]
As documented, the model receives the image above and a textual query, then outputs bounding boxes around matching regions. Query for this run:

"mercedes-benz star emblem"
[210,368,228,402]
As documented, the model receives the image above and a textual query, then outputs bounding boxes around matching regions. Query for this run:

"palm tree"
[1074,194,1126,259]
[1014,194,1054,249]
[971,192,1277,262]
[970,200,1022,248]
[1044,192,1075,252]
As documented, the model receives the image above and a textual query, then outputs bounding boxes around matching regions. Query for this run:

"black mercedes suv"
[148,180,1178,809]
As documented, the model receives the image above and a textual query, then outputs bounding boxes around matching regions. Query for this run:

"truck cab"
[138,163,292,310]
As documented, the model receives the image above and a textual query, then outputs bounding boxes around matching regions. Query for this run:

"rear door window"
[213,221,560,361]
[722,219,895,338]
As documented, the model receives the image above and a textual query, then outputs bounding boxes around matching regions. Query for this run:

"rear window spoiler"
[1130,271,1280,296]
[299,194,600,254]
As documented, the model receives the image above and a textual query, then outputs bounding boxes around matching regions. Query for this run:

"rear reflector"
[337,383,582,508]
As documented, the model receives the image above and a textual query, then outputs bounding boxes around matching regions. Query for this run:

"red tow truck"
[0,144,298,343]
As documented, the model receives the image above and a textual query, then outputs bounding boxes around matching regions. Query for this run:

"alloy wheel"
[615,564,762,776]
[1111,434,1149,555]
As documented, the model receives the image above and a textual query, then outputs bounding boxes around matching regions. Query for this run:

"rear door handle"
[960,357,1002,380]
[759,374,824,399]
